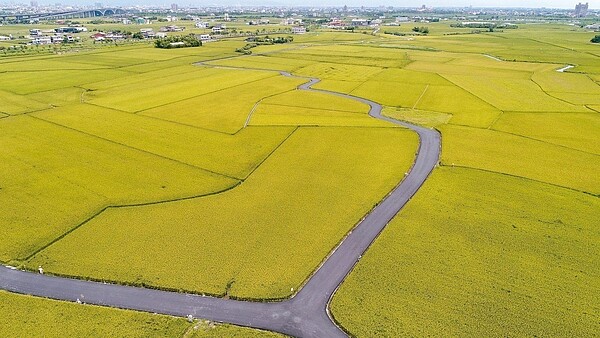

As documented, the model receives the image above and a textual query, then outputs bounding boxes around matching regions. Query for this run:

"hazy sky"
[44,0,598,9]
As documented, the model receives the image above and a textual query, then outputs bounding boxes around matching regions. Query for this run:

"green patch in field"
[27,127,418,299]
[332,167,599,337]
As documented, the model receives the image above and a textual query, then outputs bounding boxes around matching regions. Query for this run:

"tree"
[154,34,202,49]
[412,26,429,34]
[591,35,600,43]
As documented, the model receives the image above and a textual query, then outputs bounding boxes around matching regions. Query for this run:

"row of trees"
[412,26,430,34]
[154,34,201,49]
[236,35,293,54]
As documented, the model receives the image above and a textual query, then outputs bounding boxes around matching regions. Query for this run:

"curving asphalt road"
[0,70,441,337]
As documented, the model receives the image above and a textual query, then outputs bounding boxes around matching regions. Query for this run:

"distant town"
[0,2,598,49]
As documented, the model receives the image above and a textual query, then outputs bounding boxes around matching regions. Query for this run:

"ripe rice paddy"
[0,291,281,338]
[1,23,598,336]
[331,167,600,337]
[26,127,417,299]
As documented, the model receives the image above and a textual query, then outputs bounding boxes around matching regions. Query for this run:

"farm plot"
[0,291,279,338]
[0,58,113,72]
[250,104,390,127]
[0,90,48,115]
[491,112,600,154]
[0,291,189,338]
[25,87,86,107]
[531,71,600,105]
[33,104,296,179]
[207,55,315,72]
[350,81,426,108]
[404,60,533,79]
[121,55,220,73]
[439,125,600,194]
[311,79,362,94]
[85,66,276,112]
[140,74,305,133]
[331,167,600,337]
[293,62,382,82]
[382,107,451,127]
[442,75,591,112]
[0,69,130,95]
[414,85,502,128]
[444,53,559,73]
[273,44,411,68]
[0,115,236,261]
[261,90,369,113]
[377,67,445,84]
[27,127,418,299]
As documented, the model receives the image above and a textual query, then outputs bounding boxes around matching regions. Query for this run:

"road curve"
[0,70,441,337]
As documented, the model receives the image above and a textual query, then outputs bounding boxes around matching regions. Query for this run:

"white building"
[292,26,306,34]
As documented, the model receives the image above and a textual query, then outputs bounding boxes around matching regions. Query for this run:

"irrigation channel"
[0,68,441,337]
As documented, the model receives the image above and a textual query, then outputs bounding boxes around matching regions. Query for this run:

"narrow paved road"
[0,71,441,337]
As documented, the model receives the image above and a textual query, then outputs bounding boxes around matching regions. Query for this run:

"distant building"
[55,26,86,33]
[198,34,211,41]
[292,26,306,34]
[171,3,178,11]
[30,1,38,7]
[0,35,11,40]
[575,2,589,17]
[160,25,184,32]
[396,16,410,22]
[351,19,369,26]
[281,18,302,25]
[584,23,600,31]
[135,17,150,25]
[140,28,155,38]
[91,32,106,40]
